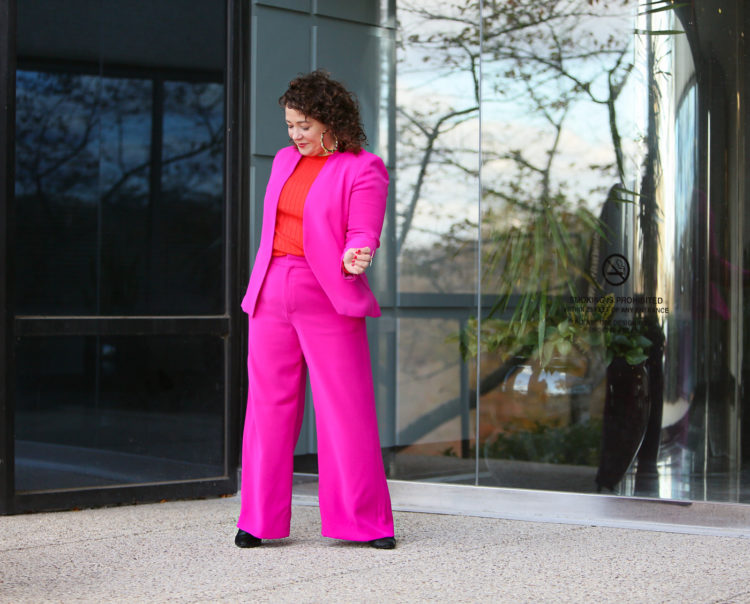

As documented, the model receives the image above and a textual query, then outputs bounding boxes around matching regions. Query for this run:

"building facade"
[2,0,749,521]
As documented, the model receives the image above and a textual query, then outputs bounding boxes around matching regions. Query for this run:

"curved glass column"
[637,2,747,501]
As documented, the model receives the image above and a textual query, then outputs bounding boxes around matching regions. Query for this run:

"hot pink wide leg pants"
[237,255,394,541]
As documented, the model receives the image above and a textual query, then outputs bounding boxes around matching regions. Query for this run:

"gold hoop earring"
[321,130,339,154]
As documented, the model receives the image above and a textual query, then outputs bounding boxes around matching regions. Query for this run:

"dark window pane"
[14,71,101,314]
[148,80,225,314]
[98,77,154,313]
[15,335,225,491]
[14,71,224,315]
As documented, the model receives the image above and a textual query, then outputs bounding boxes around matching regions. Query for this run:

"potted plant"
[595,314,654,492]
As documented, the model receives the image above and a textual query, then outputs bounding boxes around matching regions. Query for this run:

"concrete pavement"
[2,492,750,603]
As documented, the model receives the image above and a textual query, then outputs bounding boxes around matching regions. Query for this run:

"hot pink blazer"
[241,145,388,318]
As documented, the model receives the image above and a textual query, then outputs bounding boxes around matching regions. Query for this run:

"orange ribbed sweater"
[272,154,329,257]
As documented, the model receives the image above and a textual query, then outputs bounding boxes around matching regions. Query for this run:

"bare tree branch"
[397,105,479,254]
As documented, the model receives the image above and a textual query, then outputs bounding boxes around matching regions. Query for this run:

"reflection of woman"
[235,70,395,549]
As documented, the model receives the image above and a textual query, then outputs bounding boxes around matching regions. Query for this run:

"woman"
[235,70,395,549]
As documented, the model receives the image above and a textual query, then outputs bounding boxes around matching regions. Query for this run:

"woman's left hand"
[343,246,372,275]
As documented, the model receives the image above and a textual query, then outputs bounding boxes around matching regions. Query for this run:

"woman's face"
[285,106,329,156]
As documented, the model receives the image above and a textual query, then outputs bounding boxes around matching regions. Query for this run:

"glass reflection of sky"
[395,2,642,249]
[15,70,100,202]
[99,78,152,203]
[15,70,224,206]
[162,81,224,198]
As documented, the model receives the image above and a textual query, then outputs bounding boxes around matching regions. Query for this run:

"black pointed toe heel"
[235,529,262,548]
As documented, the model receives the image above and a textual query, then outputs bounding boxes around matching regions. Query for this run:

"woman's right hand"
[342,247,372,275]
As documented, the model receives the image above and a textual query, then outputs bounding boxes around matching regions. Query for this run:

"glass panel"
[158,80,225,313]
[14,4,226,316]
[14,70,225,315]
[350,0,750,504]
[11,0,231,506]
[98,76,154,313]
[98,78,225,314]
[14,335,225,491]
[393,1,480,482]
[473,0,748,503]
[391,317,474,482]
[14,71,102,315]
[642,19,703,501]
[638,4,746,502]
[395,2,479,295]
[475,1,639,495]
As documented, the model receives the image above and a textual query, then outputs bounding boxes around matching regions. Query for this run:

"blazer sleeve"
[342,153,389,260]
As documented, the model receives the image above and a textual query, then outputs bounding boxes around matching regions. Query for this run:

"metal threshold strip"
[292,475,750,538]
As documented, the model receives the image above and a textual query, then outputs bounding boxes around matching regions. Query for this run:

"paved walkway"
[1,495,749,603]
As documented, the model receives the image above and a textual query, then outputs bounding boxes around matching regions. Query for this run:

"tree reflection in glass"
[394,0,686,496]
[14,69,224,315]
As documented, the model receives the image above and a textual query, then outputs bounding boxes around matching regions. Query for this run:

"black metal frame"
[229,0,251,456]
[1,0,248,514]
[0,0,17,515]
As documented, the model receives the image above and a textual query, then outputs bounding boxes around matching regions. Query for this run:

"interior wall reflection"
[639,2,746,502]
[633,6,698,500]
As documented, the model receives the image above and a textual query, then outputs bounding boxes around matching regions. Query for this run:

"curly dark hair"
[279,70,367,154]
